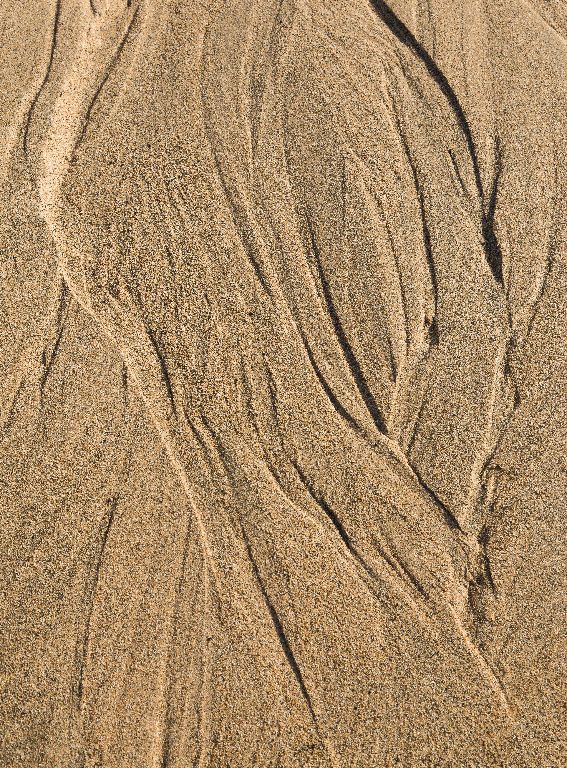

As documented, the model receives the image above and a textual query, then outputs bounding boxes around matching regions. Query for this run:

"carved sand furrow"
[0,0,564,765]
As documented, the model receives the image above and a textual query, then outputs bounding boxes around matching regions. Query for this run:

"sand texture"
[0,1,565,766]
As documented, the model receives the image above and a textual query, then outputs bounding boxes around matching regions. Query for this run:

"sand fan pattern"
[0,1,565,766]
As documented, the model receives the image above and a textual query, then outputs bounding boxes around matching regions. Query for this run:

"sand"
[0,1,565,766]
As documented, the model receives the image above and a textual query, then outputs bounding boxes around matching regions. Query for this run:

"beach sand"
[0,2,565,766]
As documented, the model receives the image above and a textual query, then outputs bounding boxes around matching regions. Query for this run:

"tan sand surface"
[0,1,565,766]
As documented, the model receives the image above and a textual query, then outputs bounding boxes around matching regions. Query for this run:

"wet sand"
[0,2,565,766]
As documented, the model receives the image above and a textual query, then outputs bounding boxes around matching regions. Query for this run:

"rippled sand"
[1,2,565,766]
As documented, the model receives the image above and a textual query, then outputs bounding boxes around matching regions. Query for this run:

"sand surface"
[0,1,565,766]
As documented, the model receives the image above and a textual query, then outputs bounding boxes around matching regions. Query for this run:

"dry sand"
[0,1,565,766]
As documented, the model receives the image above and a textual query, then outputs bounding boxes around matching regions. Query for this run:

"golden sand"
[1,2,565,766]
